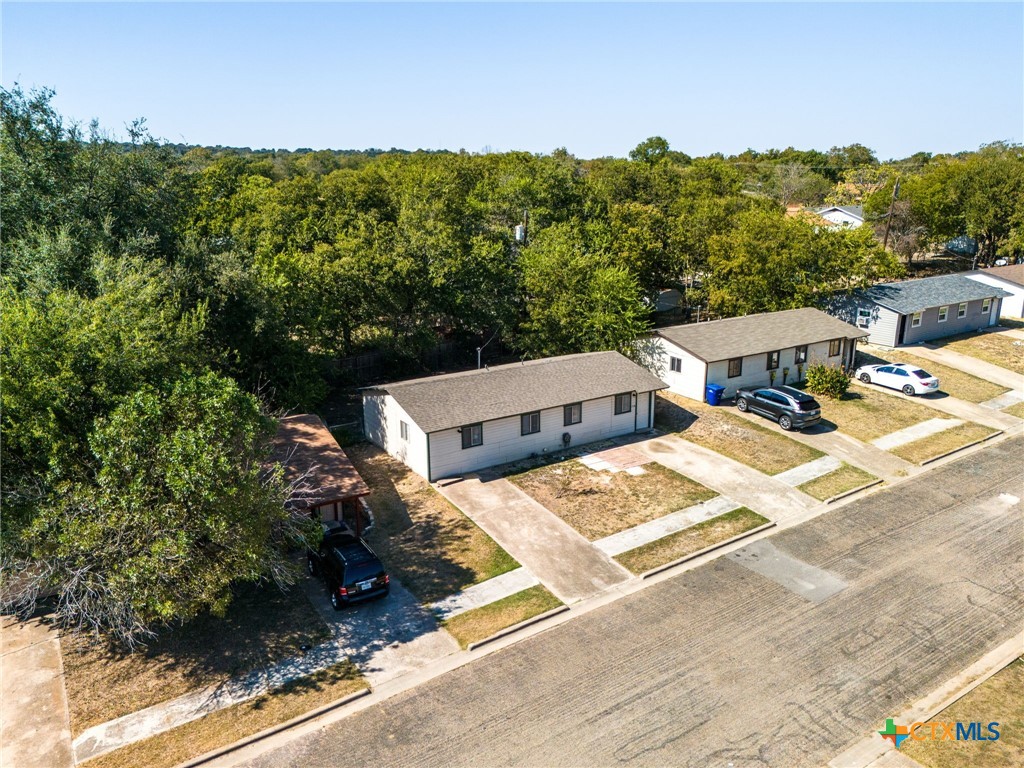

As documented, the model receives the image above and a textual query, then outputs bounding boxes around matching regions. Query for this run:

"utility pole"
[882,177,900,251]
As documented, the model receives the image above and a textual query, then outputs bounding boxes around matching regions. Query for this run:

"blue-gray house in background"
[827,274,1010,347]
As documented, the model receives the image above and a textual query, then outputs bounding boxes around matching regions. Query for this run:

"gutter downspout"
[633,391,638,432]
[426,432,432,482]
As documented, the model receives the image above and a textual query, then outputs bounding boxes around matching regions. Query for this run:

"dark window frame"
[461,422,483,449]
[728,358,742,378]
[669,356,682,373]
[614,392,632,415]
[795,345,808,365]
[520,411,541,436]
[564,402,582,426]
[828,338,841,357]
[766,350,780,370]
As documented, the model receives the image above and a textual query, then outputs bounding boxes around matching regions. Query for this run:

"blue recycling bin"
[705,383,725,406]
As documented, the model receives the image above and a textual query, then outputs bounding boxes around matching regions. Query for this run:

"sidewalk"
[435,474,631,604]
[638,433,818,525]
[0,615,74,768]
[910,342,1024,392]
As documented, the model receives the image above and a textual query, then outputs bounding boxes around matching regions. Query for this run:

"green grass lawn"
[796,464,879,501]
[441,585,563,649]
[615,508,769,574]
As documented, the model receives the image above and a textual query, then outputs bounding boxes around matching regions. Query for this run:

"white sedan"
[855,363,940,396]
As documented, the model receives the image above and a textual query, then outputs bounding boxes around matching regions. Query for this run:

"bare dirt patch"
[346,443,517,603]
[654,393,823,475]
[62,582,331,737]
[615,508,769,574]
[508,459,716,540]
[442,585,562,649]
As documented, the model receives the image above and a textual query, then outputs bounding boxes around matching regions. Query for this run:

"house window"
[795,346,808,365]
[913,311,923,327]
[857,308,872,328]
[728,358,742,378]
[461,423,483,449]
[614,392,632,415]
[982,298,991,313]
[937,306,947,323]
[564,402,582,426]
[521,411,540,436]
[828,339,841,357]
[399,420,409,441]
[669,356,682,373]
[957,302,967,318]
[766,351,780,370]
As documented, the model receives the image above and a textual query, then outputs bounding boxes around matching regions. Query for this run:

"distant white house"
[964,265,1024,319]
[362,352,667,481]
[815,205,864,228]
[647,307,867,402]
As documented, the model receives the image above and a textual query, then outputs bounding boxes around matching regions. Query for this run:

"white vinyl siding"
[965,273,1023,318]
[427,393,650,480]
[362,393,430,478]
[705,340,845,398]
[650,336,708,401]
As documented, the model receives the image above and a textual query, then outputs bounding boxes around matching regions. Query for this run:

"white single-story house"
[964,264,1024,319]
[647,307,867,402]
[361,351,667,481]
[827,274,1010,347]
[815,205,864,228]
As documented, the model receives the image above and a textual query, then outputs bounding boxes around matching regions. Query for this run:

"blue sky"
[4,2,1022,159]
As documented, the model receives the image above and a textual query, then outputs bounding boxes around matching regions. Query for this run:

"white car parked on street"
[854,363,940,396]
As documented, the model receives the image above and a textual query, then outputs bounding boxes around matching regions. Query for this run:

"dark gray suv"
[735,385,821,431]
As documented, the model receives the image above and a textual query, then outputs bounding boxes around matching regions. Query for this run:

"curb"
[920,429,1004,466]
[639,521,777,579]
[465,604,571,651]
[825,479,884,504]
[178,687,371,768]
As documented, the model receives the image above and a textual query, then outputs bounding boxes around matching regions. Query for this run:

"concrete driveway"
[0,615,74,768]
[435,474,631,604]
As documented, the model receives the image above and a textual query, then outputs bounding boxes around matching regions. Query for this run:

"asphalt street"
[247,436,1024,768]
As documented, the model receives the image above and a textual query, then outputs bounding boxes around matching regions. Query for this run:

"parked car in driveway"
[735,385,821,431]
[308,521,389,609]
[854,363,940,396]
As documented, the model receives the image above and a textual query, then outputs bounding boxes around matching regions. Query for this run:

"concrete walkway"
[911,342,1024,391]
[593,496,742,556]
[435,475,631,604]
[872,417,962,450]
[850,379,1023,433]
[637,434,818,525]
[774,455,842,487]
[429,567,540,620]
[981,389,1024,410]
[1,616,74,768]
[731,407,915,483]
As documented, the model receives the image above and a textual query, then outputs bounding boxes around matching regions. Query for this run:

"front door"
[896,314,908,345]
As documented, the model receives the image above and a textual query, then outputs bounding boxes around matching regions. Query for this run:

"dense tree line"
[2,85,1019,643]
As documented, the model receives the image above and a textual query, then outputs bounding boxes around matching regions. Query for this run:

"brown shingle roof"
[269,415,369,508]
[655,307,867,363]
[980,264,1024,288]
[364,351,667,434]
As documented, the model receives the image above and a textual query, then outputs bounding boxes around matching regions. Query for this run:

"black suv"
[735,385,821,431]
[307,521,390,609]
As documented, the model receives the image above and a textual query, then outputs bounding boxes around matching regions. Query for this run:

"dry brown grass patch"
[890,423,997,464]
[1003,401,1024,420]
[901,657,1024,768]
[859,350,1008,403]
[819,383,943,443]
[87,661,366,768]
[654,393,824,475]
[346,443,517,603]
[62,582,331,736]
[934,331,1024,376]
[508,459,716,540]
[442,585,563,649]
[797,464,878,501]
[615,508,769,574]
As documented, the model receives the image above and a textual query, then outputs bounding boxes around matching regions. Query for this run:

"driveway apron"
[0,616,74,768]
[435,475,631,604]
[637,433,818,525]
